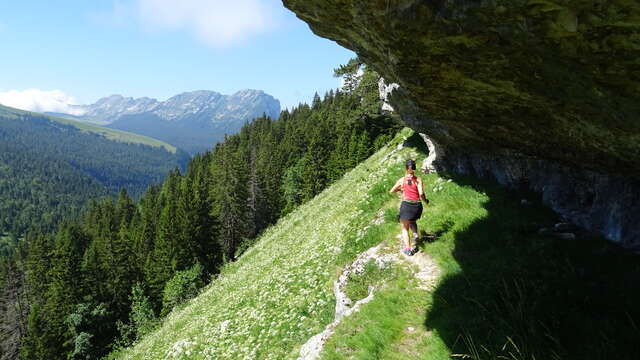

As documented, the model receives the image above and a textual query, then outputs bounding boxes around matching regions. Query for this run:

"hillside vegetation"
[11,64,401,360]
[4,105,178,153]
[54,116,178,154]
[0,105,189,238]
[113,130,640,360]
[110,129,415,360]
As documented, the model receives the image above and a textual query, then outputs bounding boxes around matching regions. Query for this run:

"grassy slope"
[0,105,177,153]
[320,139,640,359]
[111,129,415,359]
[113,129,640,360]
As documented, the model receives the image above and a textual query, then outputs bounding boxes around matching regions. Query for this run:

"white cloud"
[133,0,278,48]
[0,89,86,116]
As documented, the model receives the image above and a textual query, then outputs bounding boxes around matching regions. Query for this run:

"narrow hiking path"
[396,235,440,292]
[297,232,440,360]
[113,129,431,360]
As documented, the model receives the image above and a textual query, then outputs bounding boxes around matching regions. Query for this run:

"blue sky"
[0,0,355,112]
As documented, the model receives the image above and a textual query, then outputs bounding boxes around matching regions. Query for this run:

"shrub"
[130,283,158,339]
[161,263,204,316]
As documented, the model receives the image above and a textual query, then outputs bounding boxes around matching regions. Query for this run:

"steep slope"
[0,104,189,235]
[110,130,640,360]
[111,129,412,360]
[55,90,281,155]
[282,0,640,247]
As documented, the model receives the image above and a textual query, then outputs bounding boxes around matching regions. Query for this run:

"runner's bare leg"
[401,220,412,249]
[409,221,418,243]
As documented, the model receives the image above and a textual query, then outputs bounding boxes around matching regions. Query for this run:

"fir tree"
[145,169,182,303]
[23,223,88,359]
[210,141,248,261]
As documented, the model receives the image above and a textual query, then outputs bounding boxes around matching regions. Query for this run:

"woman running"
[389,159,427,256]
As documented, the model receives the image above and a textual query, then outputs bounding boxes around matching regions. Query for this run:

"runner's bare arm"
[417,178,428,202]
[389,178,403,193]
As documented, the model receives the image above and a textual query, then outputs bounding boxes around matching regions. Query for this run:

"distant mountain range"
[51,89,281,155]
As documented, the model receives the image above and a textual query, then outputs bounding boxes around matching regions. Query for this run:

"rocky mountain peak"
[74,89,280,125]
[57,89,281,155]
[232,89,265,98]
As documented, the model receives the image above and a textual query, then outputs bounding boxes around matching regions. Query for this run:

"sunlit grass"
[109,129,419,359]
[110,128,640,360]
[317,167,560,359]
[321,268,431,360]
[313,134,640,360]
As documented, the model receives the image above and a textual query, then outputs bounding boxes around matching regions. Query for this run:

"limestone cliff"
[283,0,640,247]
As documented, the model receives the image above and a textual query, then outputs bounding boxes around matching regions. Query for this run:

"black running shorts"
[399,201,423,221]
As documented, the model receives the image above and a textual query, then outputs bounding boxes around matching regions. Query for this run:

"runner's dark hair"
[405,159,416,170]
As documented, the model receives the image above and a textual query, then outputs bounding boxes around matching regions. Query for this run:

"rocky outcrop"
[428,137,640,248]
[283,0,640,247]
[378,78,399,112]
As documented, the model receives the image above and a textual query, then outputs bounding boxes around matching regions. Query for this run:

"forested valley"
[0,63,402,360]
[0,105,191,245]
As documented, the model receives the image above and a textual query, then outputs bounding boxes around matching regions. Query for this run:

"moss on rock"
[283,0,640,176]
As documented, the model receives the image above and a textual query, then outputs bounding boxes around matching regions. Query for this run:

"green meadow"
[112,129,640,360]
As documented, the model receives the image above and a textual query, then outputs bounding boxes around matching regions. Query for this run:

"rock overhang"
[282,0,640,177]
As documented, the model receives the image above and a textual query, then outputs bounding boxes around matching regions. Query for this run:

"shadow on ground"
[423,175,640,360]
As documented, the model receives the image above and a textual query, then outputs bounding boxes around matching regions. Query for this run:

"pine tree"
[24,232,53,304]
[281,155,309,215]
[177,155,221,275]
[333,57,363,93]
[0,256,28,359]
[115,189,136,227]
[312,92,322,109]
[210,142,248,261]
[133,185,161,276]
[24,223,88,359]
[347,129,361,169]
[326,126,350,183]
[145,169,182,303]
[20,231,53,360]
[355,130,372,165]
[246,146,264,240]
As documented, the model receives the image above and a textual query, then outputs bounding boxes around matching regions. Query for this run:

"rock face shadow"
[422,174,640,360]
[416,230,437,247]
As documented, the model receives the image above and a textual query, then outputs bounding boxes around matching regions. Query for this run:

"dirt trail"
[397,234,440,291]
[296,235,440,360]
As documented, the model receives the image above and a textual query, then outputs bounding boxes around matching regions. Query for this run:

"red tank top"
[402,175,420,201]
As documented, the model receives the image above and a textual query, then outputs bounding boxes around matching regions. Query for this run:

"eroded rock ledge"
[428,138,640,248]
[283,0,640,247]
